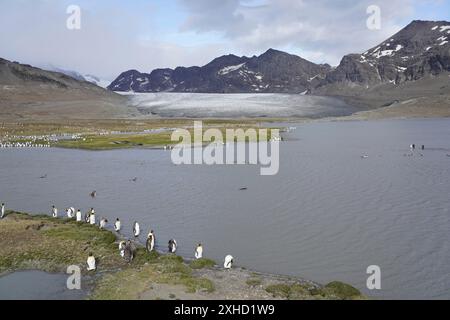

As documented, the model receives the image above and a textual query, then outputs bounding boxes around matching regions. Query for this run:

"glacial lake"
[1,118,449,299]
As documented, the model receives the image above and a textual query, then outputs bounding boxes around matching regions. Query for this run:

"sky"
[0,0,449,80]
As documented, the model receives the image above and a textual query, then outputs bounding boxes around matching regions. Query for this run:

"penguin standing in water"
[1,203,5,219]
[51,205,58,218]
[76,209,82,222]
[114,218,121,232]
[224,255,234,269]
[146,230,155,252]
[133,222,140,238]
[195,243,203,260]
[168,239,177,253]
[87,253,96,271]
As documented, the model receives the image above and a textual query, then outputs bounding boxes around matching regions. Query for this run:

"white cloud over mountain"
[0,0,446,78]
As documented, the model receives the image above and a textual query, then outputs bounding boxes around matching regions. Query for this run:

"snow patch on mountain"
[218,63,246,75]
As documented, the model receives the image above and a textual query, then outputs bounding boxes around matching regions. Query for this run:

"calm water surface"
[0,119,449,299]
[0,271,86,300]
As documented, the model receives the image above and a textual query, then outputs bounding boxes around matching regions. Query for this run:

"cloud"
[177,0,442,65]
[0,0,446,78]
[179,0,245,33]
[0,0,227,79]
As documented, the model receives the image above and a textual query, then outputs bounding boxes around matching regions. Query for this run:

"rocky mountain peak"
[316,20,450,91]
[108,49,329,94]
[107,20,449,95]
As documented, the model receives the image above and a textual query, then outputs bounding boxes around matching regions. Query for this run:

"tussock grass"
[265,283,310,299]
[324,281,362,300]
[91,253,215,299]
[190,258,216,269]
[0,211,124,274]
[265,281,363,300]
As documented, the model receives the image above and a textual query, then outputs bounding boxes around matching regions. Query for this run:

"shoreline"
[1,112,449,151]
[0,211,365,300]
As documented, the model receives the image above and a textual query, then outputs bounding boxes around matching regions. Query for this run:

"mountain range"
[108,20,450,109]
[1,20,449,120]
[108,48,331,94]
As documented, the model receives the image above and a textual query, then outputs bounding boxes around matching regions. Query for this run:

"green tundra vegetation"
[1,119,283,150]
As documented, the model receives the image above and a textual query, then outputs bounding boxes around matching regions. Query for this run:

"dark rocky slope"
[108,49,330,94]
[314,20,450,107]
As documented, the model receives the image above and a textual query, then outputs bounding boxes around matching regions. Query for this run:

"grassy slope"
[0,212,214,299]
[0,212,123,273]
